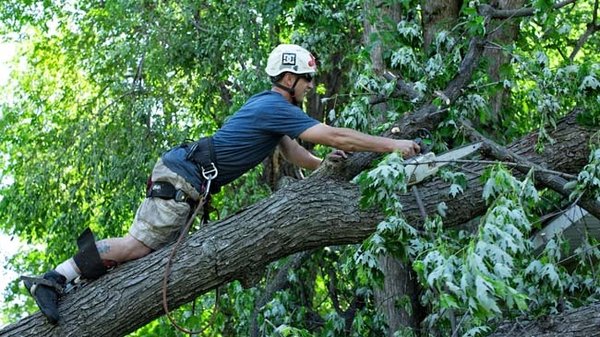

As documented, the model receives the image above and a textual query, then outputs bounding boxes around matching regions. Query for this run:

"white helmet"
[265,44,317,77]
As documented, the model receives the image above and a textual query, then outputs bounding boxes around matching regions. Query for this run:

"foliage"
[346,2,600,334]
[358,160,600,335]
[1,0,599,336]
[569,148,600,202]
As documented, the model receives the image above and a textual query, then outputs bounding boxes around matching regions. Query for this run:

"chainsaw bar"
[405,142,482,185]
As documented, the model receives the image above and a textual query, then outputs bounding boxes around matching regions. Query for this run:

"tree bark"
[373,255,423,336]
[488,302,600,337]
[0,109,594,337]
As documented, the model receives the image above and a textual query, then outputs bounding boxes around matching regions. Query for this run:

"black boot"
[22,270,66,324]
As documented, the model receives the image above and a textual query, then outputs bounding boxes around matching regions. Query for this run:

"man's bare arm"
[278,135,322,170]
[299,123,420,157]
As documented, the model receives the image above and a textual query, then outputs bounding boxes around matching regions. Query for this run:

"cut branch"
[460,118,600,220]
[385,71,420,100]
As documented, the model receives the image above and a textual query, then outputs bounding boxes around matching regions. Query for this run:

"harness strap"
[147,181,198,209]
[184,136,220,193]
[21,275,65,295]
[185,137,217,175]
[273,77,302,106]
[73,228,107,280]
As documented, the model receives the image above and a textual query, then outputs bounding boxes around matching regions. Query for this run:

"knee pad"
[72,228,107,280]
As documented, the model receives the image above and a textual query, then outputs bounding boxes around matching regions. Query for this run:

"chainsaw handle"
[414,128,433,154]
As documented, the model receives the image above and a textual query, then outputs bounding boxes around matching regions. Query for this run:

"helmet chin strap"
[274,76,303,106]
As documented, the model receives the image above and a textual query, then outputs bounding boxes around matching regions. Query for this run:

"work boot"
[22,270,66,324]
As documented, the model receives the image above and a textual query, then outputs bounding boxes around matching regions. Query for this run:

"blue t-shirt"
[162,90,320,192]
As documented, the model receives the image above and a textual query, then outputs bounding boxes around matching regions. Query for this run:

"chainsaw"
[406,129,482,185]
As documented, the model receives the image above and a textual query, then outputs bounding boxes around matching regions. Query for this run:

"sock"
[55,258,81,283]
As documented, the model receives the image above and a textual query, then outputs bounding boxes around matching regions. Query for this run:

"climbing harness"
[161,140,219,335]
[185,136,221,194]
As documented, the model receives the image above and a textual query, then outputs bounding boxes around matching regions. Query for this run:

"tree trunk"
[363,2,426,334]
[0,109,594,337]
[373,255,423,336]
[482,0,524,138]
[363,0,403,75]
[421,0,463,50]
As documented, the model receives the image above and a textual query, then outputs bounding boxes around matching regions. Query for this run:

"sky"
[0,42,15,85]
[0,42,24,310]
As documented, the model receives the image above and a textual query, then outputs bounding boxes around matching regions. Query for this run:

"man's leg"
[97,234,153,261]
[27,159,197,323]
[55,234,152,282]
[25,234,152,324]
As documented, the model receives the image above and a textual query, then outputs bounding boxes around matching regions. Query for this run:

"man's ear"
[281,72,295,86]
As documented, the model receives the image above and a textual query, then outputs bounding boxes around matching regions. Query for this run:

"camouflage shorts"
[129,159,201,250]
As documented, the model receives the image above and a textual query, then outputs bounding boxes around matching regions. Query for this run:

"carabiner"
[201,163,218,180]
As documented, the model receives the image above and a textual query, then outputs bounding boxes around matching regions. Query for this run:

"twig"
[451,311,470,337]
[557,242,600,265]
[569,0,599,61]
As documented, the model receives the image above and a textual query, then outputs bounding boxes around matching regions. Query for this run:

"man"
[24,44,420,324]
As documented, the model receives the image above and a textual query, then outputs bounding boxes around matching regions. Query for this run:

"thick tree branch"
[478,0,577,19]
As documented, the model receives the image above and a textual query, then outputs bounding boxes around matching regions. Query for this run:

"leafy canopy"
[1,0,599,336]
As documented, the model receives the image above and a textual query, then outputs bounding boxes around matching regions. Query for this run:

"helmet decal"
[308,54,316,68]
[282,53,297,66]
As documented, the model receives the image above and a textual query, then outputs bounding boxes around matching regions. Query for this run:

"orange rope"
[162,180,219,335]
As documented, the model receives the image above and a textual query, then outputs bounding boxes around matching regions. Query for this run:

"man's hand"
[326,149,348,162]
[395,140,421,158]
